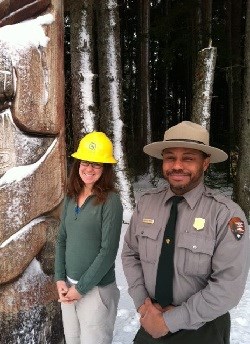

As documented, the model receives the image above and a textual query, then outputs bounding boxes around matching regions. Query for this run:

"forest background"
[64,0,250,219]
[0,1,249,342]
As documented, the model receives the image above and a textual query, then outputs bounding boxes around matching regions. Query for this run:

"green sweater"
[54,192,123,295]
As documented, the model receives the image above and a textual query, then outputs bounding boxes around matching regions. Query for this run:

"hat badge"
[89,142,96,150]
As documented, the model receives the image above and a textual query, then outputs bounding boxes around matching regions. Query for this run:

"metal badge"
[193,218,205,230]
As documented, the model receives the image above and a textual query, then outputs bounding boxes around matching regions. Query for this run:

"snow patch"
[0,14,53,50]
[0,14,54,65]
[200,47,216,127]
[0,109,48,163]
[123,209,132,224]
[235,318,248,326]
[15,258,49,293]
[0,138,57,187]
[0,217,46,248]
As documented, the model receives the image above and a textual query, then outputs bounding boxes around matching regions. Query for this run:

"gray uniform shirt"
[122,181,249,333]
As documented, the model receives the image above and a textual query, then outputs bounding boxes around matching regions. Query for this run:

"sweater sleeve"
[54,197,69,281]
[75,192,123,294]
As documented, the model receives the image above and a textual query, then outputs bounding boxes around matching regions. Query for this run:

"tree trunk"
[225,0,243,179]
[189,0,212,118]
[191,46,217,131]
[118,0,138,175]
[225,0,234,171]
[189,2,201,118]
[201,0,212,48]
[137,0,151,174]
[96,0,134,212]
[70,0,97,146]
[234,0,250,222]
[231,0,243,144]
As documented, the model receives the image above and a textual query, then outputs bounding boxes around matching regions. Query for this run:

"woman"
[54,131,123,344]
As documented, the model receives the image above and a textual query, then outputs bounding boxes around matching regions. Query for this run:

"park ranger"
[122,121,249,344]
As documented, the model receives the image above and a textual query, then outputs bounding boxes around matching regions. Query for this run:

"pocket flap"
[178,232,215,256]
[136,225,161,240]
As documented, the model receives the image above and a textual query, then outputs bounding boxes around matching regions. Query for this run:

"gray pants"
[61,282,120,344]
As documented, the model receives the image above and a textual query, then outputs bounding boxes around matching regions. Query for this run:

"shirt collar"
[164,180,205,209]
[182,181,205,209]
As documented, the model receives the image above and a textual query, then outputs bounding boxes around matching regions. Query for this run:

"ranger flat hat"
[143,121,228,163]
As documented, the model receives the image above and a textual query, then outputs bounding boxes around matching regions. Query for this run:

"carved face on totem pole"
[0,1,65,342]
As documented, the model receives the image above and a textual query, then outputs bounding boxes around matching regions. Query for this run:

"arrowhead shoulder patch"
[228,217,245,241]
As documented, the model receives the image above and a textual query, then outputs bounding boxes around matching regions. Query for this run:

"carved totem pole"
[0,0,65,342]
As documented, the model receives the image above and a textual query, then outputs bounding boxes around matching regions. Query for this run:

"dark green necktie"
[155,195,184,307]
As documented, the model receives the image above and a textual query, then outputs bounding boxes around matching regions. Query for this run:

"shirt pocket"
[177,232,215,276]
[136,225,162,264]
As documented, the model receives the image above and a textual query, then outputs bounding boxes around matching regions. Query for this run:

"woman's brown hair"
[67,160,117,204]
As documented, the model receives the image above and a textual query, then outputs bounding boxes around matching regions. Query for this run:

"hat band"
[165,139,206,145]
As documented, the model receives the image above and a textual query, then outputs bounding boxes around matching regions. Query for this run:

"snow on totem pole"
[0,1,65,342]
[191,43,217,130]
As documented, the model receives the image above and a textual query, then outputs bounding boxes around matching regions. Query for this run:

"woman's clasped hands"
[56,280,82,303]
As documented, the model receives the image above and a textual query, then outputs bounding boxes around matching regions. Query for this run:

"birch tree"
[70,0,97,146]
[234,0,250,222]
[191,45,217,131]
[96,0,134,212]
[190,0,213,119]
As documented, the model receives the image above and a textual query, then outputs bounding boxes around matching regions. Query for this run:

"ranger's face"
[162,147,210,195]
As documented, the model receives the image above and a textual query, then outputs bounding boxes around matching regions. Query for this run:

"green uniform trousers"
[134,312,230,344]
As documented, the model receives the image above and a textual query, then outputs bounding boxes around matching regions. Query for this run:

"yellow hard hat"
[71,131,117,164]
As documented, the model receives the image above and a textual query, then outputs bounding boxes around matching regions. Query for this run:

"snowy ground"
[112,223,140,344]
[112,176,250,344]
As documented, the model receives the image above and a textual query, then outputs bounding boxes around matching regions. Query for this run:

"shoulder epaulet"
[204,186,239,211]
[140,185,168,198]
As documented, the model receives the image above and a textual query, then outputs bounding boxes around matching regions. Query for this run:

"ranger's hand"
[140,298,169,338]
[154,303,175,313]
[138,302,147,317]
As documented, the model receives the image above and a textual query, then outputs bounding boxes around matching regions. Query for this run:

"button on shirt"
[121,181,250,333]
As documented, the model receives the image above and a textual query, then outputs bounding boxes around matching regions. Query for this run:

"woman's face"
[79,161,104,189]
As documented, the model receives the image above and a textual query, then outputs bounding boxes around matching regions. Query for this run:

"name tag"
[143,218,154,224]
